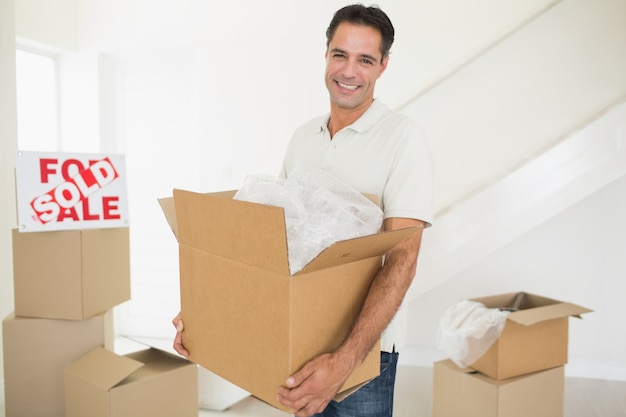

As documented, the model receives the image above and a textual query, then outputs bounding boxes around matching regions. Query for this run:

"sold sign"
[16,151,129,232]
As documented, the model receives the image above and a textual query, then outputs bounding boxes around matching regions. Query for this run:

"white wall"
[15,0,77,51]
[397,0,626,380]
[58,53,101,152]
[406,0,626,209]
[406,172,626,380]
[0,0,17,402]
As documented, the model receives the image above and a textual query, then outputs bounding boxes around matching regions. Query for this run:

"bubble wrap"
[436,299,510,368]
[234,166,383,275]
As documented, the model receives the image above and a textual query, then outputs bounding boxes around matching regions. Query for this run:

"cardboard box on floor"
[124,335,251,411]
[2,312,112,417]
[12,227,131,320]
[65,347,198,417]
[159,189,418,412]
[433,359,565,417]
[469,292,592,380]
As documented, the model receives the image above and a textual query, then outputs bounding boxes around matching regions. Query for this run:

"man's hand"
[172,312,189,357]
[277,351,353,417]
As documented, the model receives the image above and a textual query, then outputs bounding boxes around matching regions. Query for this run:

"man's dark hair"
[326,4,395,61]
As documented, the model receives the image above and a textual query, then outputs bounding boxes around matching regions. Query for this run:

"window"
[16,49,59,151]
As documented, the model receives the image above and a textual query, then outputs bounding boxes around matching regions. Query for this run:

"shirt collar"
[317,99,386,134]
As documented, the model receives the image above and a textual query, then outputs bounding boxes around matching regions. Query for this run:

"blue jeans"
[312,351,399,417]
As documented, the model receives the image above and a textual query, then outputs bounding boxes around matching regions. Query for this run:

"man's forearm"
[335,219,424,369]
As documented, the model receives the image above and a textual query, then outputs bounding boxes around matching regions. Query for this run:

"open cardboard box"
[469,292,592,380]
[159,189,418,412]
[65,347,197,417]
[433,359,565,417]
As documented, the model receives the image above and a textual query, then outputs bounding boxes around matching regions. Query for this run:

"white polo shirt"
[280,99,434,351]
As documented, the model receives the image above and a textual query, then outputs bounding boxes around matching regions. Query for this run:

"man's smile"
[336,81,359,91]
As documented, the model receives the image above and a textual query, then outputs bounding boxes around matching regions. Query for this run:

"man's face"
[325,22,388,111]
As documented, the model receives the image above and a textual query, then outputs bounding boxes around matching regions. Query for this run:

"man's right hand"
[172,312,189,357]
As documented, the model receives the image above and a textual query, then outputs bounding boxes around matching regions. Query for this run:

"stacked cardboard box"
[433,360,565,417]
[2,227,133,417]
[4,226,200,417]
[433,292,592,417]
[11,228,130,321]
[3,312,111,417]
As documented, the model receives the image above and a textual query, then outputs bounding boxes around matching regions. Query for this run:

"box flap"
[158,197,178,240]
[508,302,593,326]
[297,226,419,274]
[66,347,144,390]
[173,189,290,274]
[472,292,592,326]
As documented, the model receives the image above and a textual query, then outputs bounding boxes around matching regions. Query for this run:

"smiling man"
[276,4,434,417]
[172,4,433,416]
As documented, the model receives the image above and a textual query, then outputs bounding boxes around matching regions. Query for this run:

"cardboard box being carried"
[159,189,418,412]
[12,227,131,320]
[469,292,592,380]
[433,359,564,417]
[2,312,111,417]
[65,347,198,417]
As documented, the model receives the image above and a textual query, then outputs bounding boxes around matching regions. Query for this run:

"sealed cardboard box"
[159,189,418,412]
[12,227,131,320]
[469,292,591,380]
[65,347,197,417]
[433,359,564,417]
[2,312,111,417]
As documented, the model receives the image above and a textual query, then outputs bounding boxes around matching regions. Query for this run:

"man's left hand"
[277,352,352,417]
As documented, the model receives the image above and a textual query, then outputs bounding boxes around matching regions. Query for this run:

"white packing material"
[436,299,510,368]
[234,165,383,275]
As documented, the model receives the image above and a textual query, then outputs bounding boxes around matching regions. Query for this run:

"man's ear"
[378,56,389,78]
